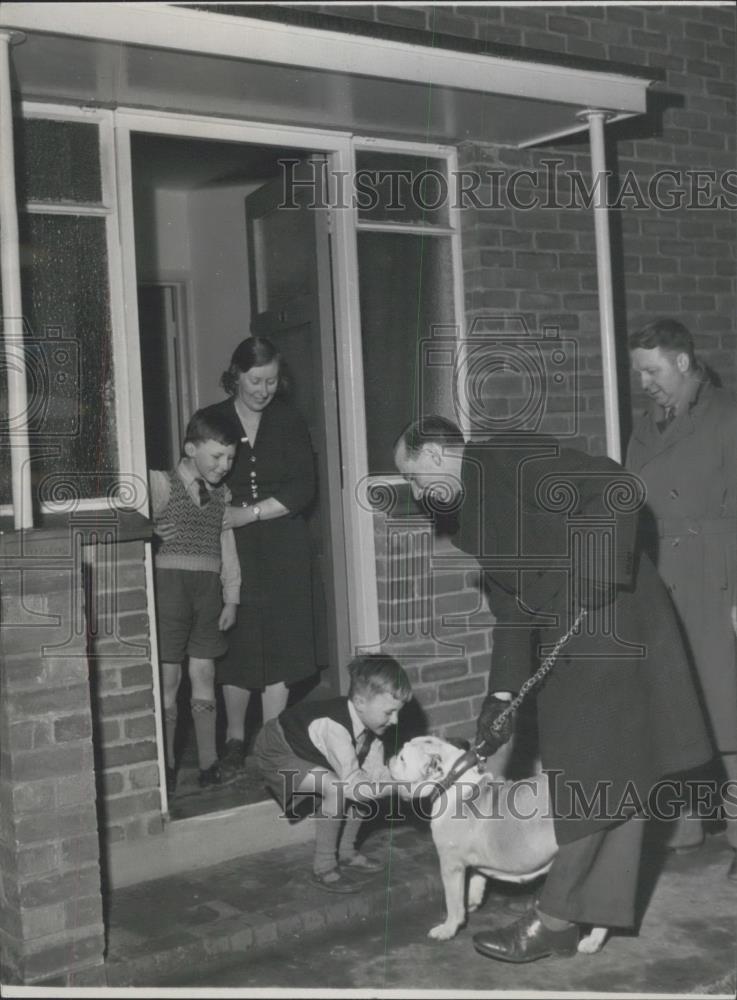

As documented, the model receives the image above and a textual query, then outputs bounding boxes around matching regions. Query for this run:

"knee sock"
[338,811,363,861]
[163,705,178,770]
[313,817,342,874]
[190,698,217,770]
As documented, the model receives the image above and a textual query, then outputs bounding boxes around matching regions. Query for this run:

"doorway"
[130,133,349,820]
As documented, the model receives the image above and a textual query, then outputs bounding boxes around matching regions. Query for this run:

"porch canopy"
[2,2,656,146]
[0,2,660,527]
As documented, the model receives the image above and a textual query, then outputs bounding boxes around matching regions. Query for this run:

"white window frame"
[351,135,469,458]
[1,101,134,516]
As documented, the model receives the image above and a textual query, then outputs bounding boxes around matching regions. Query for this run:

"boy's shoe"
[220,738,246,776]
[309,868,362,894]
[198,762,223,788]
[339,852,385,872]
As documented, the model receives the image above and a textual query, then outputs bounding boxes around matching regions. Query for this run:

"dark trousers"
[538,817,646,927]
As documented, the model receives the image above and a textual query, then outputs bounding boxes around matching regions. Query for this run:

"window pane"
[19,214,118,502]
[358,231,455,474]
[355,151,450,227]
[15,118,102,205]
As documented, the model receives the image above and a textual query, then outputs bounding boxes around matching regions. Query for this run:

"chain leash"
[429,607,590,797]
[488,606,589,738]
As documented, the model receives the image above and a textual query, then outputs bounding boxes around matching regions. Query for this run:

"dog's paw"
[577,927,608,954]
[428,921,460,941]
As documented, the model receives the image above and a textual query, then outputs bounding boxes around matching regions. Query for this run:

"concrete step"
[105,823,441,986]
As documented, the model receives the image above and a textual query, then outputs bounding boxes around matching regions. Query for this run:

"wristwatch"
[250,505,262,521]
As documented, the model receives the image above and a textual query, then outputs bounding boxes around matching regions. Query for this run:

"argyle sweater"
[154,470,226,574]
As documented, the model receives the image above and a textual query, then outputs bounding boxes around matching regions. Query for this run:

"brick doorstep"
[104,826,442,987]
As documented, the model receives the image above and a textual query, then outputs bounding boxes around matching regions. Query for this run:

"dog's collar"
[428,747,484,802]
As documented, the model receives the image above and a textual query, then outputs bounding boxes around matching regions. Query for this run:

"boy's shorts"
[254,718,323,818]
[154,568,228,663]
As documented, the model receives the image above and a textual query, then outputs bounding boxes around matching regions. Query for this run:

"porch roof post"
[0,29,33,528]
[580,108,622,463]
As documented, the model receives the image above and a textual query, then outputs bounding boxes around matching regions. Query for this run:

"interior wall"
[133,175,265,415]
[133,187,191,278]
[186,182,260,409]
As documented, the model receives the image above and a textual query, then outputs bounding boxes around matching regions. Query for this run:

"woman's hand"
[224,499,290,529]
[153,520,177,543]
[223,506,250,530]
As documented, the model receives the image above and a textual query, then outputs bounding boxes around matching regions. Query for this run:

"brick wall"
[0,533,106,985]
[86,539,163,846]
[374,511,494,742]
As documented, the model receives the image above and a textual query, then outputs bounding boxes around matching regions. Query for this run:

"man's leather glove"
[475,694,515,758]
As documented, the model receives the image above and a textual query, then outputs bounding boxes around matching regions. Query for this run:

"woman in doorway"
[205,336,317,775]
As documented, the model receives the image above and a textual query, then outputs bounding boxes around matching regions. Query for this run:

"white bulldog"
[389,735,607,953]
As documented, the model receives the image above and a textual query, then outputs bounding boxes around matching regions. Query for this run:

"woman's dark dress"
[206,396,316,690]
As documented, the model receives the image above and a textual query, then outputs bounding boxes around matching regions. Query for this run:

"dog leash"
[428,607,589,800]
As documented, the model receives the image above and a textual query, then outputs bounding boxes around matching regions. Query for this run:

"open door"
[245,157,349,696]
[137,283,186,471]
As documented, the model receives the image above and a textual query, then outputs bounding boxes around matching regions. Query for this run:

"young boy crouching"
[254,654,412,892]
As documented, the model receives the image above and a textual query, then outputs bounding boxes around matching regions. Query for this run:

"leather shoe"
[198,762,223,788]
[473,908,578,963]
[339,852,385,872]
[728,851,737,883]
[220,738,245,776]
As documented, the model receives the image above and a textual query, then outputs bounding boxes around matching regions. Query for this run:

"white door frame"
[137,280,192,465]
[113,109,382,682]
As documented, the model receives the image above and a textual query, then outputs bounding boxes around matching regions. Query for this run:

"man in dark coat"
[394,415,712,963]
[627,318,737,876]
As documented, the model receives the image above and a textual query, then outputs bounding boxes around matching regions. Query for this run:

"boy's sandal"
[309,869,362,894]
[339,853,385,872]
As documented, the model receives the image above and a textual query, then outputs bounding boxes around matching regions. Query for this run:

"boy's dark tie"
[355,729,374,767]
[195,477,211,506]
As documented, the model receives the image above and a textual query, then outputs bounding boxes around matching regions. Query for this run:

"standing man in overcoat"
[627,318,737,877]
[394,415,713,963]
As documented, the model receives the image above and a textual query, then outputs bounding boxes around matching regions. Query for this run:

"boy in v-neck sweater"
[149,409,241,793]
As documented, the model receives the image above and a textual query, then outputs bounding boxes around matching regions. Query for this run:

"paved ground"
[105,816,736,996]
